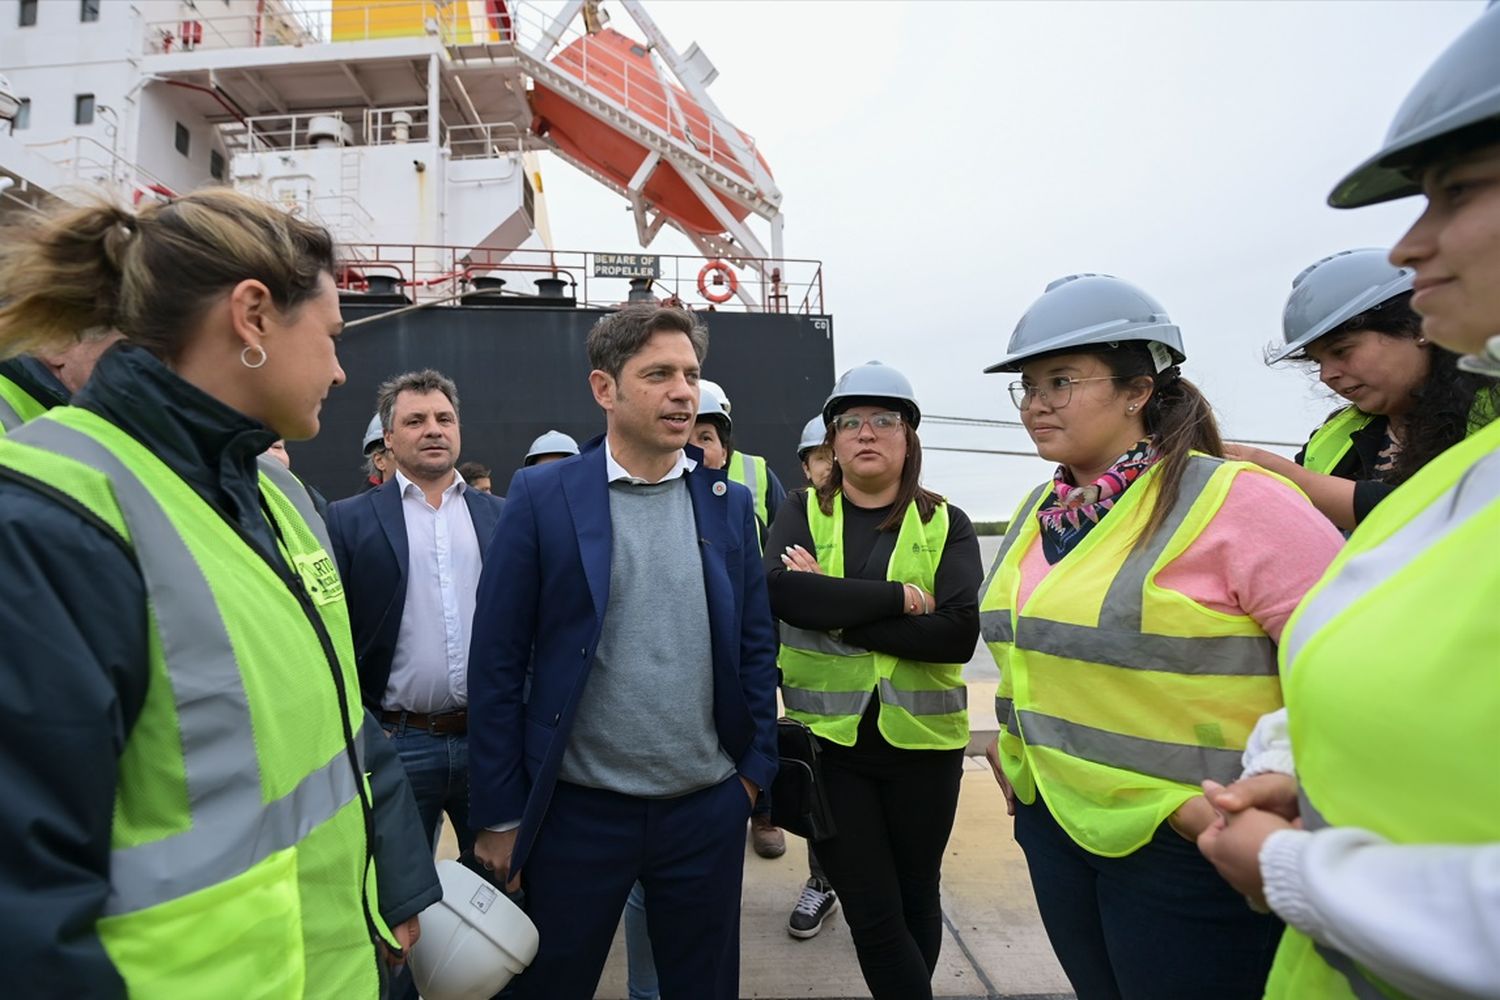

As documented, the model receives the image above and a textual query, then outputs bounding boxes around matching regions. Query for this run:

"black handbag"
[770,717,837,842]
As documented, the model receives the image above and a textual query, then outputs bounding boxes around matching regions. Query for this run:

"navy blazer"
[326,477,505,710]
[467,436,780,875]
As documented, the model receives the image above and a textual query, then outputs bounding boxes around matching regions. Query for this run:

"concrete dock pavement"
[436,760,1073,999]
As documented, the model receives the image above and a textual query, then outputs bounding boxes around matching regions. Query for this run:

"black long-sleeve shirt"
[1294,410,1396,524]
[763,490,981,665]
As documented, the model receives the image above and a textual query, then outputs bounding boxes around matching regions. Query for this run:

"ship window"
[13,99,31,130]
[19,0,38,27]
[75,94,95,126]
[80,0,100,23]
[210,150,225,181]
[175,122,191,157]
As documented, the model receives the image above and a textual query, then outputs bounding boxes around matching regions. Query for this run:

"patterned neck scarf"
[1035,439,1160,564]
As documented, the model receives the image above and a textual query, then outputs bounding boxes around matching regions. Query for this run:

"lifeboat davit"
[531,29,773,236]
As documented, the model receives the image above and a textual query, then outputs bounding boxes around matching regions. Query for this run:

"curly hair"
[1291,292,1497,485]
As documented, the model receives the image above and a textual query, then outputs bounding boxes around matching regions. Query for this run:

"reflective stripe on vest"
[1014,459,1275,679]
[1265,428,1500,1000]
[729,451,768,526]
[778,496,967,750]
[0,393,22,432]
[977,484,1047,649]
[15,419,363,915]
[1283,446,1500,666]
[1300,407,1373,475]
[982,456,1284,856]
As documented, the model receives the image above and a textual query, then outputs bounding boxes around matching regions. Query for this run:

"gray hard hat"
[797,415,827,456]
[696,383,732,431]
[362,413,384,454]
[823,361,922,429]
[1330,4,1500,208]
[984,274,1186,374]
[1270,249,1415,363]
[523,429,580,465]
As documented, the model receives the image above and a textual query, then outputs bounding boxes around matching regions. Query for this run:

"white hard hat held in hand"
[408,860,540,1000]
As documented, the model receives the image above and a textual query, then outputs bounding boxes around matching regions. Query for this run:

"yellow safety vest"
[1302,391,1500,476]
[0,372,50,433]
[1265,417,1500,1000]
[0,407,397,997]
[779,495,969,750]
[980,456,1284,857]
[1301,407,1373,474]
[728,451,771,528]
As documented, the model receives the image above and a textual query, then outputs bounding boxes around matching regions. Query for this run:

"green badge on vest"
[294,550,344,606]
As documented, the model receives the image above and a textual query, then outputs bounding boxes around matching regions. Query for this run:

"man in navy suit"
[326,369,504,871]
[469,307,779,1000]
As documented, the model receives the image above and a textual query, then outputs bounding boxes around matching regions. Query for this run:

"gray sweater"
[559,476,736,797]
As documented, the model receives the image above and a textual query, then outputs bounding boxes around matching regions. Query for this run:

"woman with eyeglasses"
[764,361,981,1000]
[1199,7,1500,997]
[978,275,1343,1000]
[1223,248,1497,530]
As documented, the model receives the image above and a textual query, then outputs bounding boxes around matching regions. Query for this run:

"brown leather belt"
[380,708,467,735]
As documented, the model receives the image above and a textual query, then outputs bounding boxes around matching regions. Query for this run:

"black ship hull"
[291,301,836,500]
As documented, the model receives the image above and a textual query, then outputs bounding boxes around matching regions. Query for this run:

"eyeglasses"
[1008,376,1121,410]
[832,411,904,436]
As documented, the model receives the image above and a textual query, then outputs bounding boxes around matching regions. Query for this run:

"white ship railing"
[365,106,435,147]
[446,121,526,160]
[22,134,181,201]
[235,112,358,153]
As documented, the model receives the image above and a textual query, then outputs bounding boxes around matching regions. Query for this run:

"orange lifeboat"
[531,28,773,236]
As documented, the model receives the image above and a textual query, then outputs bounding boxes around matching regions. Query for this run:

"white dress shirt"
[383,469,483,714]
[604,438,696,484]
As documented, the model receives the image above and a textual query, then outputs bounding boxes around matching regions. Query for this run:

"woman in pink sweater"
[977,273,1343,1000]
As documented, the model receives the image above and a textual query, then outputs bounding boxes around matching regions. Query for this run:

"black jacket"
[0,345,440,997]
[0,355,70,411]
[1294,408,1396,524]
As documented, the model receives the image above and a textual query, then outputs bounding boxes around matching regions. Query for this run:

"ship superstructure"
[0,0,832,490]
[0,0,815,311]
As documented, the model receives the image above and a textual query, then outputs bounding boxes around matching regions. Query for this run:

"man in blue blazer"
[326,370,504,873]
[469,307,779,1000]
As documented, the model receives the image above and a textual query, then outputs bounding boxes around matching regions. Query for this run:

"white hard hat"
[407,861,539,1000]
[523,429,580,466]
[700,378,731,415]
[697,383,732,431]
[362,413,385,454]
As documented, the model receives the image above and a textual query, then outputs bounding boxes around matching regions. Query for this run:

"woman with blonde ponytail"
[0,190,438,997]
[976,274,1343,999]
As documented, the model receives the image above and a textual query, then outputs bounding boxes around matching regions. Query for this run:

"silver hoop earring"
[240,344,267,369]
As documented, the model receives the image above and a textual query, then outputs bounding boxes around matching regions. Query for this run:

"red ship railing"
[336,243,825,315]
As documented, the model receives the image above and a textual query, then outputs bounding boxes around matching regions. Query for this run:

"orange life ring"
[697,260,737,304]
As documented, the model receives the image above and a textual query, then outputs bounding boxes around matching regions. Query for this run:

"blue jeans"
[381,721,475,859]
[1014,796,1282,1000]
[624,881,658,1000]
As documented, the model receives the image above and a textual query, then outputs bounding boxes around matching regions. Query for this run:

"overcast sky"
[534,0,1485,520]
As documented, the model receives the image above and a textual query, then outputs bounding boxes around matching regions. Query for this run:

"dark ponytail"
[1100,345,1224,541]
